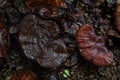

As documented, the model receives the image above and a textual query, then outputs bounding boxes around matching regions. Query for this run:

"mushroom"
[19,15,69,68]
[76,25,113,66]
[12,69,39,80]
[25,0,67,9]
[25,0,66,19]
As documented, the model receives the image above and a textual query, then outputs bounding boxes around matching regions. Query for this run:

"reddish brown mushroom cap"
[115,5,120,32]
[76,25,113,66]
[93,46,113,66]
[76,25,97,48]
[25,0,66,19]
[12,69,39,80]
[81,46,97,61]
[25,0,67,9]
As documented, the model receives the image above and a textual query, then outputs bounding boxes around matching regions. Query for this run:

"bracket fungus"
[76,25,113,66]
[19,15,69,68]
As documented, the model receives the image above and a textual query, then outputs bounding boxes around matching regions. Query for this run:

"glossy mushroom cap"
[76,25,97,48]
[76,25,113,66]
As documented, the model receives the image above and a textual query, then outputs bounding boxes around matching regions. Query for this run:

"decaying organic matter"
[0,14,9,62]
[25,0,66,19]
[61,8,85,35]
[0,44,6,62]
[12,69,39,80]
[76,25,113,66]
[25,0,67,9]
[19,15,69,68]
[81,0,105,7]
[115,5,120,32]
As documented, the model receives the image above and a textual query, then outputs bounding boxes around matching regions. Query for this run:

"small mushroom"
[12,69,39,80]
[76,25,113,66]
